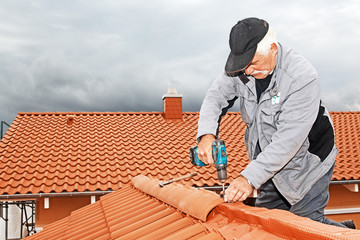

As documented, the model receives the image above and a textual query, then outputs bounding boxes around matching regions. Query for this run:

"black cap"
[225,17,269,75]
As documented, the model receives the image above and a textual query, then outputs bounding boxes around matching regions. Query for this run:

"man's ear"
[270,43,278,55]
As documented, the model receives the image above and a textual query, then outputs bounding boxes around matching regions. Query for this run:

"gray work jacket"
[197,43,336,205]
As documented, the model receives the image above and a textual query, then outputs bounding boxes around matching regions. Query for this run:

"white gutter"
[330,180,360,185]
[325,207,360,215]
[0,191,113,200]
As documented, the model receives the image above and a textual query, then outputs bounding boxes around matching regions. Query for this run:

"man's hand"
[224,176,254,202]
[197,134,216,165]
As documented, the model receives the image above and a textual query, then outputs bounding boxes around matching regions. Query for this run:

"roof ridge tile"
[131,175,223,221]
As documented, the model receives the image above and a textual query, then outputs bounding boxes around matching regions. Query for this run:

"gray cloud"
[0,0,359,127]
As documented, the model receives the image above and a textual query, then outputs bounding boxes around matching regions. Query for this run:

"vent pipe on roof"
[67,114,74,125]
[162,88,183,119]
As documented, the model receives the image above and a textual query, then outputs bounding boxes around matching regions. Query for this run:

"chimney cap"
[162,88,183,99]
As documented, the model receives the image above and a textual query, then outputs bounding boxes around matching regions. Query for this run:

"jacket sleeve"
[197,73,239,142]
[241,74,321,189]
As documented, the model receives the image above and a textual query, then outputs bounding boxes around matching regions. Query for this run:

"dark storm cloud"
[0,0,359,127]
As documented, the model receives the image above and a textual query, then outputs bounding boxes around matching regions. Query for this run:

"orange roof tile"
[25,175,360,240]
[0,111,359,196]
[332,112,360,180]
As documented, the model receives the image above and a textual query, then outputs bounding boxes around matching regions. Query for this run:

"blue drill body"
[190,140,227,182]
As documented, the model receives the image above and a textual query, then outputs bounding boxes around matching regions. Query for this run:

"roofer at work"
[196,17,355,229]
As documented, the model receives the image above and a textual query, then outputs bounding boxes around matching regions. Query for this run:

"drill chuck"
[216,164,227,182]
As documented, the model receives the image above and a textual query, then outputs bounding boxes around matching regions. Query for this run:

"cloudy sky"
[0,0,359,127]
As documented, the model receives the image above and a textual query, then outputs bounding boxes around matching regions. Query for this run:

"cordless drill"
[190,140,227,193]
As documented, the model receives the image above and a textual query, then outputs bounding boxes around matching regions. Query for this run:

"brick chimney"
[162,88,183,119]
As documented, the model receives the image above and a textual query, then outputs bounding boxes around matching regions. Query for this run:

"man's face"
[244,43,278,79]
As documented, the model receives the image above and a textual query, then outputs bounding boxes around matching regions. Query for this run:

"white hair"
[256,26,277,56]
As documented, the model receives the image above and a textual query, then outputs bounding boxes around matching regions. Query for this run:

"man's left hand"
[224,176,254,202]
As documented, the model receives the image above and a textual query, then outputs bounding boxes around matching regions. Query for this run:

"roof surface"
[0,111,359,195]
[25,175,360,240]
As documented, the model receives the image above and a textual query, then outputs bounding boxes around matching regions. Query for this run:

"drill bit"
[158,172,198,187]
[219,180,226,199]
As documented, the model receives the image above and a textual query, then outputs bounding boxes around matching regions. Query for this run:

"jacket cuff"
[196,122,218,142]
[240,170,260,189]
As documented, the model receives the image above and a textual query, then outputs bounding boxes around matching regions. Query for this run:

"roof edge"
[330,179,360,184]
[0,190,113,200]
[131,175,223,221]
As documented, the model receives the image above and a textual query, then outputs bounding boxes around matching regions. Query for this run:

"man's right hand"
[197,134,216,165]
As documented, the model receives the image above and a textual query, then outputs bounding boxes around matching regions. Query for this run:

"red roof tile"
[132,175,223,221]
[332,112,360,180]
[25,175,360,240]
[0,111,359,195]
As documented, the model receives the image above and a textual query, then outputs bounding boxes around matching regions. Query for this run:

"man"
[196,17,355,228]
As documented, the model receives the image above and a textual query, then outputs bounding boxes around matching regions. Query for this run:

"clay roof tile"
[25,175,360,240]
[0,111,359,195]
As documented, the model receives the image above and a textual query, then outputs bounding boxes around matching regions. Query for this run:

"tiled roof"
[25,175,360,240]
[331,112,360,180]
[0,111,359,196]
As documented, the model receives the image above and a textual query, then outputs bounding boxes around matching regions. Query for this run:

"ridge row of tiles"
[131,175,224,222]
